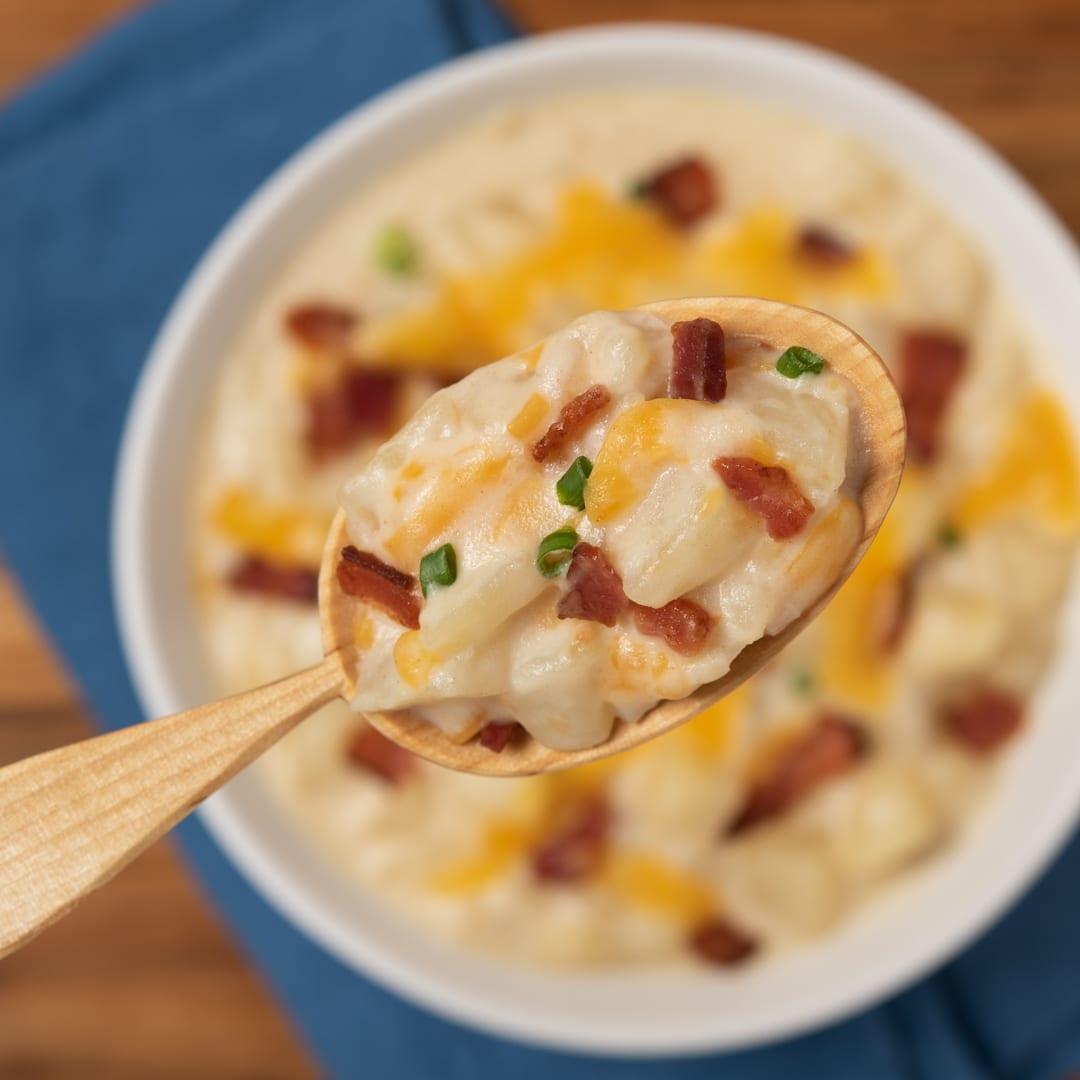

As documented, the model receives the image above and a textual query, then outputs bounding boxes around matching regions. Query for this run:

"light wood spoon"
[0,297,904,959]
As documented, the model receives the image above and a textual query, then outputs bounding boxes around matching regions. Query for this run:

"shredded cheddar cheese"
[702,206,890,302]
[427,821,536,895]
[387,453,511,564]
[394,630,438,687]
[362,185,892,381]
[955,391,1080,535]
[212,489,332,567]
[507,392,550,440]
[585,399,693,524]
[675,682,748,760]
[820,493,902,710]
[602,852,714,925]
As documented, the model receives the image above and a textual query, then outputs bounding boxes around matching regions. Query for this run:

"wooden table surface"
[1,0,1077,1076]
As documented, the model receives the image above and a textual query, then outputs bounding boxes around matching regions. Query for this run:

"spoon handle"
[0,653,345,959]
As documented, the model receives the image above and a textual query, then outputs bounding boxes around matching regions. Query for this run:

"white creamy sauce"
[191,90,1077,968]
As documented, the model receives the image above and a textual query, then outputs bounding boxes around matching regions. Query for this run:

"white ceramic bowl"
[113,24,1080,1057]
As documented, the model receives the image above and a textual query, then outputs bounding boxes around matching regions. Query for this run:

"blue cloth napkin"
[2,1,1078,1076]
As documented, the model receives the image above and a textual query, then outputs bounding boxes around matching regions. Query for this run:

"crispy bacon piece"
[336,545,421,629]
[899,331,967,462]
[670,318,727,402]
[713,456,814,540]
[639,157,717,226]
[285,302,357,350]
[728,714,868,835]
[478,721,523,753]
[795,225,858,268]
[944,689,1023,753]
[531,385,612,463]
[306,368,401,463]
[557,543,627,627]
[227,556,319,604]
[557,544,716,650]
[532,793,610,883]
[345,724,417,784]
[631,598,714,656]
[688,917,759,966]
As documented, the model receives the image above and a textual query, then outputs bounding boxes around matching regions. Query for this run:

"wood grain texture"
[0,655,344,959]
[1,0,1077,1074]
[0,568,315,1079]
[338,299,905,777]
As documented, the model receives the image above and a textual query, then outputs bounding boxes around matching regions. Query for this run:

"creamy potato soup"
[334,309,863,752]
[193,91,1079,967]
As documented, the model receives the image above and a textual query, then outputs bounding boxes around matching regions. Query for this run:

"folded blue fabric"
[1,1,1078,1076]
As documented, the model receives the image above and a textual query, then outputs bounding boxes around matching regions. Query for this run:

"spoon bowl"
[323,296,906,777]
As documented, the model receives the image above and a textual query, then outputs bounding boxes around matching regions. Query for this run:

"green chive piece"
[556,456,594,511]
[938,522,963,550]
[776,345,826,378]
[791,669,817,696]
[419,543,457,597]
[536,527,579,578]
[626,178,650,200]
[374,223,419,276]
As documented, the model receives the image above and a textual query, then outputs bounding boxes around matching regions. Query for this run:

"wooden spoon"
[0,297,904,958]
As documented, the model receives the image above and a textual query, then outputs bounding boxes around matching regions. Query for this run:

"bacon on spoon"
[713,456,814,540]
[670,317,726,402]
[336,545,421,629]
[531,385,612,463]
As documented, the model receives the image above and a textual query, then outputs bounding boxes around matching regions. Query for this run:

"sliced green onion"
[419,543,457,597]
[374,223,419,276]
[776,345,826,378]
[556,456,593,511]
[938,522,963,550]
[626,177,650,200]
[791,669,817,696]
[536,527,579,578]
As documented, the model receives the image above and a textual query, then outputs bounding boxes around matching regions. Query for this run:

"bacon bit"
[688,917,759,966]
[713,456,815,540]
[531,385,612,463]
[728,714,868,835]
[944,689,1023,753]
[532,793,610,883]
[345,724,417,784]
[336,545,421,629]
[875,559,923,654]
[306,368,401,463]
[670,318,727,402]
[478,721,523,753]
[795,225,858,268]
[227,556,319,604]
[631,598,714,656]
[899,331,967,462]
[557,543,627,627]
[285,303,357,350]
[639,157,717,226]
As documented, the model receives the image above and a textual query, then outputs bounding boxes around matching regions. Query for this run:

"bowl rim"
[112,22,1080,1057]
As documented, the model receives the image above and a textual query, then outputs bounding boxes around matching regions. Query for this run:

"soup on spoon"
[323,296,904,776]
[0,296,903,958]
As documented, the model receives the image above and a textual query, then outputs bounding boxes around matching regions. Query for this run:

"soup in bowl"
[114,27,1080,1054]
